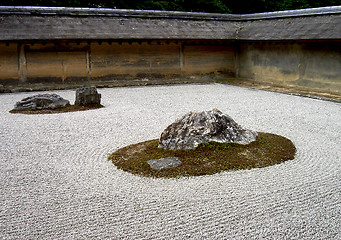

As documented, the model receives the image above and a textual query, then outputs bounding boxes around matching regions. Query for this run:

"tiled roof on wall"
[238,15,341,40]
[0,6,340,41]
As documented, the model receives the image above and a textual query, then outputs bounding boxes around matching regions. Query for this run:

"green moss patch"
[9,104,104,114]
[109,132,296,178]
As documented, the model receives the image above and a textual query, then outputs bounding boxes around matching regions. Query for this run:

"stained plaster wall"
[0,43,18,83]
[24,42,90,83]
[0,41,236,84]
[90,41,182,79]
[237,41,341,91]
[0,40,340,92]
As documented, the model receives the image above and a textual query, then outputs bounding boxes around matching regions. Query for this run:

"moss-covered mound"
[109,132,296,178]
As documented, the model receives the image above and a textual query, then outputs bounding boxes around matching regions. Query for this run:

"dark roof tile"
[0,6,340,41]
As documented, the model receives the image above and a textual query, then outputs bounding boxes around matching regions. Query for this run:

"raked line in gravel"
[0,84,340,239]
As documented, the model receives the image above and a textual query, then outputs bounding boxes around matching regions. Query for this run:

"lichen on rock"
[158,108,258,150]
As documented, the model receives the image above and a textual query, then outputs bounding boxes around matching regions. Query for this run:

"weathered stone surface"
[75,86,101,106]
[147,157,182,170]
[159,108,258,150]
[13,94,70,110]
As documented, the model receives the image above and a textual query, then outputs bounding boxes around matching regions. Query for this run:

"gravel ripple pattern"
[0,84,340,239]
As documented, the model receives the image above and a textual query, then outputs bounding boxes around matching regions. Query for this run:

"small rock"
[13,94,70,110]
[147,157,182,170]
[75,86,101,106]
[11,87,27,93]
[159,108,258,150]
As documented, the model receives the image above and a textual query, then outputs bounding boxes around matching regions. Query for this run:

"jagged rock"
[75,86,101,106]
[13,94,70,111]
[158,108,258,150]
[147,157,182,170]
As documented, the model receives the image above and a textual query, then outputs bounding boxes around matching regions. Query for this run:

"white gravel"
[0,84,340,239]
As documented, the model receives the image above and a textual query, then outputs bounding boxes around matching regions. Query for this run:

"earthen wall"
[237,41,341,91]
[0,40,237,84]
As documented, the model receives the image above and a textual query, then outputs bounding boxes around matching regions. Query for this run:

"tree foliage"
[1,0,340,13]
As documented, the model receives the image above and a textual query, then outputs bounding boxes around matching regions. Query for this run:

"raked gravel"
[0,84,340,239]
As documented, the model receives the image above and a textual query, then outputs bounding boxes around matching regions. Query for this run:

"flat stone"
[159,108,258,150]
[13,94,70,110]
[147,157,182,170]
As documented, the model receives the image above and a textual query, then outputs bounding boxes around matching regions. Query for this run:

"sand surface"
[1,84,340,239]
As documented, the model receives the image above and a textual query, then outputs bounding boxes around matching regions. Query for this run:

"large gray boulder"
[75,86,101,106]
[158,108,258,150]
[13,94,70,111]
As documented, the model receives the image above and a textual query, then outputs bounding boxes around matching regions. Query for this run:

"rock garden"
[10,87,296,177]
[9,88,296,178]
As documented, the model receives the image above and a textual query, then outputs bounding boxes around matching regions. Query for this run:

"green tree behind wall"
[1,0,340,13]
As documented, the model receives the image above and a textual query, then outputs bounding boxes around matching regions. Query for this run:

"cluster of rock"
[158,108,258,150]
[12,86,101,111]
[12,90,255,171]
